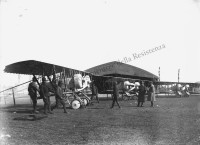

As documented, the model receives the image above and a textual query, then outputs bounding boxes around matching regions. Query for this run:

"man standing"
[90,81,99,103]
[51,80,68,113]
[148,82,156,107]
[111,81,121,109]
[28,77,40,114]
[137,81,146,107]
[40,77,53,114]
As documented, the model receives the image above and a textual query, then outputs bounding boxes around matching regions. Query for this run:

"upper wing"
[4,60,91,76]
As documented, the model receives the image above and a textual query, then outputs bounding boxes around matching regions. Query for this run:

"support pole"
[63,68,67,92]
[12,88,16,106]
[33,74,41,87]
[178,69,180,83]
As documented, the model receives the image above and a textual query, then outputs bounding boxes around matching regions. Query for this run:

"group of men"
[137,81,156,107]
[110,81,156,108]
[28,76,99,114]
[28,76,156,114]
[28,77,67,114]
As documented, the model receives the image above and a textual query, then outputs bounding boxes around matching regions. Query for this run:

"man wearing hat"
[28,77,40,114]
[111,81,121,109]
[51,80,68,113]
[40,77,53,114]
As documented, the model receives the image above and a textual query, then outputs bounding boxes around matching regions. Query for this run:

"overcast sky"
[0,0,200,89]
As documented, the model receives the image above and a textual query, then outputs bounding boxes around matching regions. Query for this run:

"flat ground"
[0,95,200,145]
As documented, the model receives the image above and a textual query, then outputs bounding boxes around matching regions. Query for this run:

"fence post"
[12,88,16,106]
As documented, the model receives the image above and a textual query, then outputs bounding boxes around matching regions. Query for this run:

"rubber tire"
[71,99,81,109]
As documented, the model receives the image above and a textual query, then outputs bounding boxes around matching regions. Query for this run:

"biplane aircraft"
[154,81,200,97]
[4,60,93,109]
[3,60,144,103]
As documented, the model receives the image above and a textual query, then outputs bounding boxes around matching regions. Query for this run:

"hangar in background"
[85,61,159,93]
[85,61,159,81]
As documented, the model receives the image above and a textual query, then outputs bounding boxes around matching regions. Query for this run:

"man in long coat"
[148,81,156,107]
[40,77,53,114]
[137,81,146,107]
[90,81,99,103]
[28,77,40,114]
[51,80,68,113]
[111,81,121,109]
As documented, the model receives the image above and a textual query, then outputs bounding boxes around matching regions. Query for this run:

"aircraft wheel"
[71,99,81,109]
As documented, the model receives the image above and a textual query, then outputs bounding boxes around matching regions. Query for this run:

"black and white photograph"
[0,0,200,144]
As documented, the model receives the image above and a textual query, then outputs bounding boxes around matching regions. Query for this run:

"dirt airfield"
[0,95,200,145]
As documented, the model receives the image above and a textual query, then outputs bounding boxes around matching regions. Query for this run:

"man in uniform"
[40,77,53,114]
[148,81,156,107]
[28,77,40,114]
[137,81,146,107]
[90,81,99,103]
[111,81,121,109]
[51,80,68,113]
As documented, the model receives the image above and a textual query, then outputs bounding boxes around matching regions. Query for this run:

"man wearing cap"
[51,80,68,113]
[111,81,121,109]
[28,77,40,114]
[40,77,53,114]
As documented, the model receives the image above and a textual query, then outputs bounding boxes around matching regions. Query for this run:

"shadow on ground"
[13,114,48,121]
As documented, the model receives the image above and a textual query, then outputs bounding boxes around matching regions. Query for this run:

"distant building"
[85,61,158,93]
[85,61,158,81]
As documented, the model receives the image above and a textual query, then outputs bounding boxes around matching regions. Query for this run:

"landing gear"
[71,99,81,109]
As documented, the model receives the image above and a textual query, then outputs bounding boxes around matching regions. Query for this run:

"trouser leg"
[111,99,115,108]
[60,99,67,113]
[43,97,50,114]
[47,97,53,113]
[96,94,99,103]
[137,101,140,107]
[33,99,37,112]
[91,94,94,100]
[151,101,153,107]
[55,97,60,108]
[140,102,143,107]
[116,99,120,108]
[30,95,38,113]
[43,98,47,114]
